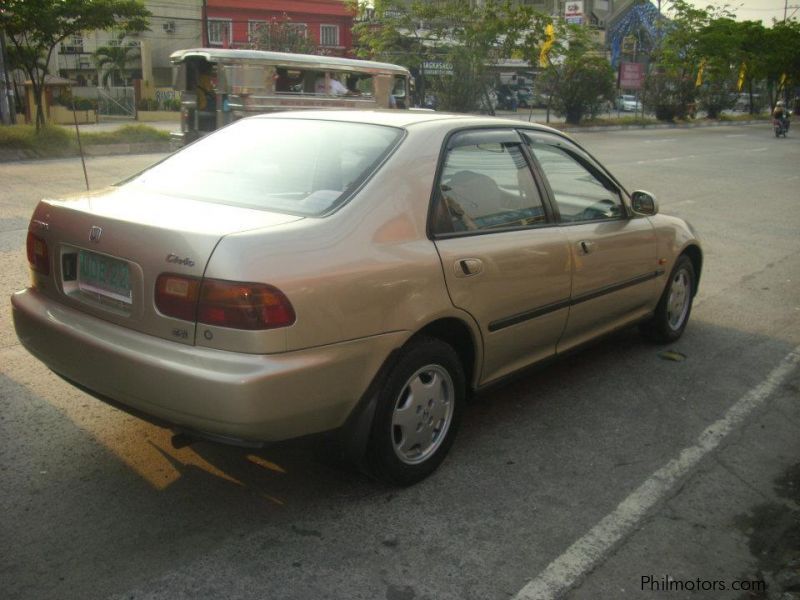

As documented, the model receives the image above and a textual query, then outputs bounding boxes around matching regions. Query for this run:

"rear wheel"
[640,255,696,343]
[366,337,464,486]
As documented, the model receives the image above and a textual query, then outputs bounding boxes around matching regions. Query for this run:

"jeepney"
[170,48,412,148]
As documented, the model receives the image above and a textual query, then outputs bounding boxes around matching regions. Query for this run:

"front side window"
[432,141,546,234]
[526,139,623,223]
[320,24,340,47]
[208,19,232,45]
[128,119,403,216]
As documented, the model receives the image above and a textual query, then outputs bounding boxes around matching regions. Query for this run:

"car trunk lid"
[28,186,302,345]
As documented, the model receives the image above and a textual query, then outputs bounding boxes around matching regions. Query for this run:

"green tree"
[248,13,319,55]
[0,0,149,130]
[732,20,768,114]
[694,18,741,118]
[539,28,615,125]
[762,21,800,108]
[644,0,734,121]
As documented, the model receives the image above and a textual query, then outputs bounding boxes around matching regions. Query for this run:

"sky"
[684,0,799,25]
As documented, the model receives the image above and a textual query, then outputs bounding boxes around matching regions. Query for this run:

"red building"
[205,0,354,56]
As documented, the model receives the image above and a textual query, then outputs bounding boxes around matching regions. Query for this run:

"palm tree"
[93,34,139,115]
[93,34,139,88]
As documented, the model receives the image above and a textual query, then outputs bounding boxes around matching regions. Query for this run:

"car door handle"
[454,258,483,277]
[578,240,595,255]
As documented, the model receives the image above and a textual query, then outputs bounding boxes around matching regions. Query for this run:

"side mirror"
[631,190,658,216]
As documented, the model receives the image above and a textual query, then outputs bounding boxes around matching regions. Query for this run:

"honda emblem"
[89,226,102,243]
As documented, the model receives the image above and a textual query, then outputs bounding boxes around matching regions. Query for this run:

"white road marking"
[725,134,748,138]
[644,139,676,144]
[512,346,800,600]
[750,147,768,152]
[635,156,681,165]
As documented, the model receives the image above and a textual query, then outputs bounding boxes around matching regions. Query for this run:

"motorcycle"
[773,117,789,137]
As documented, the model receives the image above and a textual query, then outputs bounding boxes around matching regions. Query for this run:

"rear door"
[431,129,571,384]
[521,131,659,352]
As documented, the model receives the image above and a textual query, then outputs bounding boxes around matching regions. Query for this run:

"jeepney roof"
[169,48,410,75]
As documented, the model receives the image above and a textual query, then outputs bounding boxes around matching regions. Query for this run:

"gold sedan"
[12,111,702,485]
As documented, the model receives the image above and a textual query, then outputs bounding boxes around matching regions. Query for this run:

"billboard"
[619,62,645,90]
[565,1,584,25]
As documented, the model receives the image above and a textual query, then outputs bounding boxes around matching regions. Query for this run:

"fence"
[72,86,135,116]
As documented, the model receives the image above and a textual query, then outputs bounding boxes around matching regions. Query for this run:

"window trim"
[520,130,631,225]
[427,127,556,240]
[319,24,340,47]
[208,18,233,46]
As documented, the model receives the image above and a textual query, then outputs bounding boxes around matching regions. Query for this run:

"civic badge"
[89,226,102,243]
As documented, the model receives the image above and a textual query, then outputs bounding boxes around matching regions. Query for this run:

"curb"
[561,119,769,133]
[0,142,171,163]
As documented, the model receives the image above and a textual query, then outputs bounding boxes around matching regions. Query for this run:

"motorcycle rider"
[773,100,790,132]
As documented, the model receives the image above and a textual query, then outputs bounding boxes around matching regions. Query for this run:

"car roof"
[253,109,563,134]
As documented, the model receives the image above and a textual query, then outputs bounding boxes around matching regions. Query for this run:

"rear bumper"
[11,288,405,442]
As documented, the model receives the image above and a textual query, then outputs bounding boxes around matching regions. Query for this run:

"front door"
[521,132,659,351]
[431,129,572,384]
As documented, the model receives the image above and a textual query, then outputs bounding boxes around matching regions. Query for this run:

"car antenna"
[71,96,90,191]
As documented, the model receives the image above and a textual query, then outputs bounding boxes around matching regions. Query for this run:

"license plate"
[77,250,132,304]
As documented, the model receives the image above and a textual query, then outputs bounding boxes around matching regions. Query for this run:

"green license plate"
[77,250,132,304]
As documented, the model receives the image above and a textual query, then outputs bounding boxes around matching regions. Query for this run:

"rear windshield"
[128,118,403,216]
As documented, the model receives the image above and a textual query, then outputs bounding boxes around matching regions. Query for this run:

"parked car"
[616,94,643,112]
[12,111,702,485]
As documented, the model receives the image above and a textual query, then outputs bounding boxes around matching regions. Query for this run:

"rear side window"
[128,119,402,216]
[432,141,546,235]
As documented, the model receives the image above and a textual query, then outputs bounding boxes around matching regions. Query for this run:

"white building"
[54,0,203,90]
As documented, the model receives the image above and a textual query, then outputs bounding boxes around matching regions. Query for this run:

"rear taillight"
[198,279,296,330]
[155,274,200,321]
[155,275,295,330]
[26,232,50,275]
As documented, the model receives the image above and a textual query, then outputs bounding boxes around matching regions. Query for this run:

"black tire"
[365,336,465,486]
[640,255,696,343]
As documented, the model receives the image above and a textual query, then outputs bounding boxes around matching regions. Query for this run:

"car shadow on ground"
[2,315,796,599]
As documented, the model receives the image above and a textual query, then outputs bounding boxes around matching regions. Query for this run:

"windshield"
[128,118,403,216]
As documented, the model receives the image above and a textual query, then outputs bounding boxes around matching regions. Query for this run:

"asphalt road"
[1,123,798,600]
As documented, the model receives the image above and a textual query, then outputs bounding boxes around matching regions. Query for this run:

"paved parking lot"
[1,123,798,599]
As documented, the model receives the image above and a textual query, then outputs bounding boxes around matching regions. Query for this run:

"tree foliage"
[248,13,319,55]
[352,0,550,112]
[0,0,150,130]
[646,1,800,121]
[538,25,614,124]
